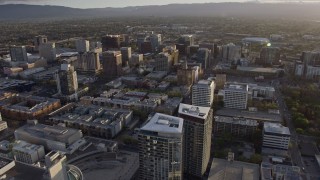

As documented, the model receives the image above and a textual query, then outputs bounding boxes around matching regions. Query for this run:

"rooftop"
[224,82,248,91]
[237,66,280,74]
[214,116,258,126]
[216,108,282,123]
[208,158,260,180]
[13,140,44,154]
[178,103,211,120]
[264,122,290,135]
[140,113,183,134]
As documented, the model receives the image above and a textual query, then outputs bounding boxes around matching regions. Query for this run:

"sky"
[0,0,247,8]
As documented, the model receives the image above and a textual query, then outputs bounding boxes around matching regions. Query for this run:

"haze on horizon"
[1,0,319,8]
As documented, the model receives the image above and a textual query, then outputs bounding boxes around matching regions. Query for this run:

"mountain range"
[0,3,319,20]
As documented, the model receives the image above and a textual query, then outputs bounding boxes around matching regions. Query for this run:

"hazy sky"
[1,0,247,8]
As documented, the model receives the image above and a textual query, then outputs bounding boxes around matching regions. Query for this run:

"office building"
[101,35,121,51]
[294,51,320,79]
[150,33,162,52]
[213,116,258,138]
[12,140,45,164]
[120,47,132,66]
[56,64,78,96]
[101,51,122,78]
[39,42,56,62]
[263,122,290,150]
[221,43,241,63]
[223,83,249,110]
[34,35,48,52]
[215,74,226,90]
[178,35,194,46]
[138,113,184,180]
[259,47,281,65]
[178,103,213,178]
[197,48,210,69]
[137,33,147,51]
[75,39,90,53]
[192,80,215,107]
[14,120,84,153]
[177,62,196,86]
[154,52,173,72]
[130,53,143,66]
[76,52,101,72]
[10,46,28,62]
[199,43,215,55]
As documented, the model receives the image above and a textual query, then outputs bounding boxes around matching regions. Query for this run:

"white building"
[138,113,184,180]
[263,122,290,150]
[192,80,215,107]
[75,39,90,53]
[39,42,56,62]
[12,140,45,164]
[223,83,249,110]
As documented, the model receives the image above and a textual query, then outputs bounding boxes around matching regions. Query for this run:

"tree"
[249,154,262,164]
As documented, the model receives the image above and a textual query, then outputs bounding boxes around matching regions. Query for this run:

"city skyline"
[1,0,318,8]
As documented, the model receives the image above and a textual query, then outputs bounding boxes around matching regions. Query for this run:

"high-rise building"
[137,33,147,52]
[178,103,213,178]
[101,35,121,51]
[39,42,56,62]
[76,52,101,72]
[34,35,48,52]
[101,51,122,78]
[10,46,28,62]
[120,47,132,66]
[259,47,280,65]
[178,35,194,46]
[56,64,78,96]
[215,74,227,90]
[177,62,196,86]
[150,34,162,52]
[197,48,210,69]
[154,52,173,72]
[130,54,143,66]
[192,80,215,107]
[138,113,184,180]
[295,51,320,79]
[75,39,90,53]
[12,140,45,164]
[221,43,241,63]
[223,83,249,110]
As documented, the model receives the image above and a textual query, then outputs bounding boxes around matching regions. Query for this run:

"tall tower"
[101,51,122,78]
[192,80,215,107]
[75,39,90,53]
[178,103,213,179]
[56,64,78,96]
[138,113,184,180]
[120,47,132,67]
[39,42,56,62]
[34,35,48,52]
[10,46,28,62]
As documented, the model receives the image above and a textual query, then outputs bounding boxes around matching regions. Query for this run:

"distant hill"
[0,3,319,20]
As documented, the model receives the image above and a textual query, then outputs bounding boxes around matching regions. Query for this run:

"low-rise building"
[260,162,301,180]
[12,140,45,164]
[48,105,133,139]
[263,122,290,150]
[214,116,258,138]
[14,120,84,154]
[0,94,61,121]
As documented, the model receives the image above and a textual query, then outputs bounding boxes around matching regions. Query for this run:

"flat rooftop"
[264,122,290,135]
[141,113,183,134]
[208,158,260,180]
[214,116,258,126]
[178,103,211,120]
[237,66,280,74]
[216,108,282,123]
